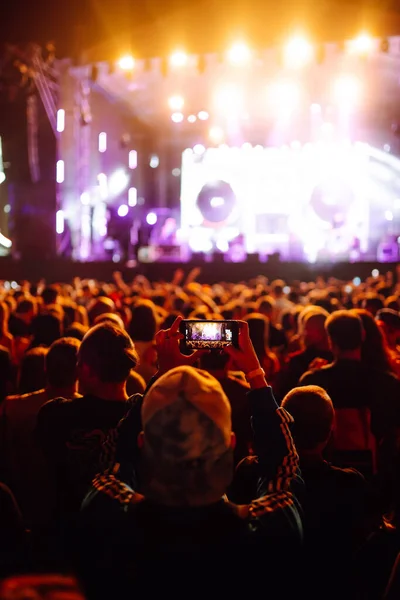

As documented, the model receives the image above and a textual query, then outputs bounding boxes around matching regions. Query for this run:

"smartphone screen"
[180,320,239,349]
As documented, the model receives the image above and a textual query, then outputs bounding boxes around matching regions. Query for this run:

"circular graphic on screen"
[196,180,236,224]
[310,180,355,227]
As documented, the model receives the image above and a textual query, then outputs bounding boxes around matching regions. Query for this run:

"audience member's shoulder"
[287,349,305,363]
[299,365,330,384]
[5,389,45,403]
[226,371,251,389]
[39,395,76,416]
[328,463,366,485]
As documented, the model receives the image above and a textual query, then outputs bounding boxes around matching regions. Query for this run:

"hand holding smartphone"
[179,319,239,351]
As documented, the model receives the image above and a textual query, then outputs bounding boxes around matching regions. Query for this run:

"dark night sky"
[1,0,400,58]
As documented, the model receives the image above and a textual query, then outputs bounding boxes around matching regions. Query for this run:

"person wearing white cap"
[75,317,303,599]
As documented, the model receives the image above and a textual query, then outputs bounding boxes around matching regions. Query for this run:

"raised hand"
[155,315,208,374]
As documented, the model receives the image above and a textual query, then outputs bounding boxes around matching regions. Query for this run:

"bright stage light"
[150,155,159,168]
[216,239,229,252]
[226,42,251,65]
[56,210,65,234]
[98,132,107,153]
[56,160,64,183]
[171,112,184,123]
[0,233,12,248]
[210,196,225,208]
[109,169,129,196]
[57,109,65,133]
[350,33,374,55]
[80,192,90,205]
[385,210,394,221]
[117,204,129,217]
[168,95,184,111]
[0,173,5,184]
[193,144,206,155]
[310,103,322,114]
[129,150,137,169]
[97,174,108,199]
[117,55,135,70]
[128,187,137,206]
[209,126,224,144]
[146,212,157,225]
[188,114,197,123]
[284,36,313,68]
[334,75,362,107]
[268,80,301,115]
[214,84,243,113]
[198,111,209,121]
[170,50,188,67]
[189,233,213,253]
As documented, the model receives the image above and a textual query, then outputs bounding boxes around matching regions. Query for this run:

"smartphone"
[179,319,239,350]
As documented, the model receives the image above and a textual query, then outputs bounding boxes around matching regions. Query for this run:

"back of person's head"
[302,310,329,348]
[16,297,37,317]
[298,304,327,331]
[78,322,138,385]
[352,308,393,373]
[271,279,285,297]
[140,365,234,505]
[128,300,158,342]
[313,296,340,314]
[94,312,125,330]
[41,285,60,306]
[45,303,65,322]
[376,308,400,334]
[19,347,48,394]
[281,385,334,451]
[243,312,269,357]
[64,322,89,341]
[46,337,80,390]
[362,293,385,316]
[30,313,63,348]
[325,310,364,352]
[256,295,275,316]
[87,296,116,326]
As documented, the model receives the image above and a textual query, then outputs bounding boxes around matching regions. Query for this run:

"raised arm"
[225,322,300,496]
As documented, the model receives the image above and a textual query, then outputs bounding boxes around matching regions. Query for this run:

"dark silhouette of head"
[243,313,269,359]
[128,300,158,342]
[351,308,393,374]
[282,385,334,452]
[87,297,116,326]
[41,285,60,306]
[325,310,364,353]
[19,347,48,394]
[46,337,80,391]
[77,322,138,394]
[30,313,63,348]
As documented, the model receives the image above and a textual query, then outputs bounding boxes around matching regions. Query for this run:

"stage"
[2,34,400,266]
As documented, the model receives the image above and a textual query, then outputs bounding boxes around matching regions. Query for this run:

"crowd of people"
[1,267,400,598]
